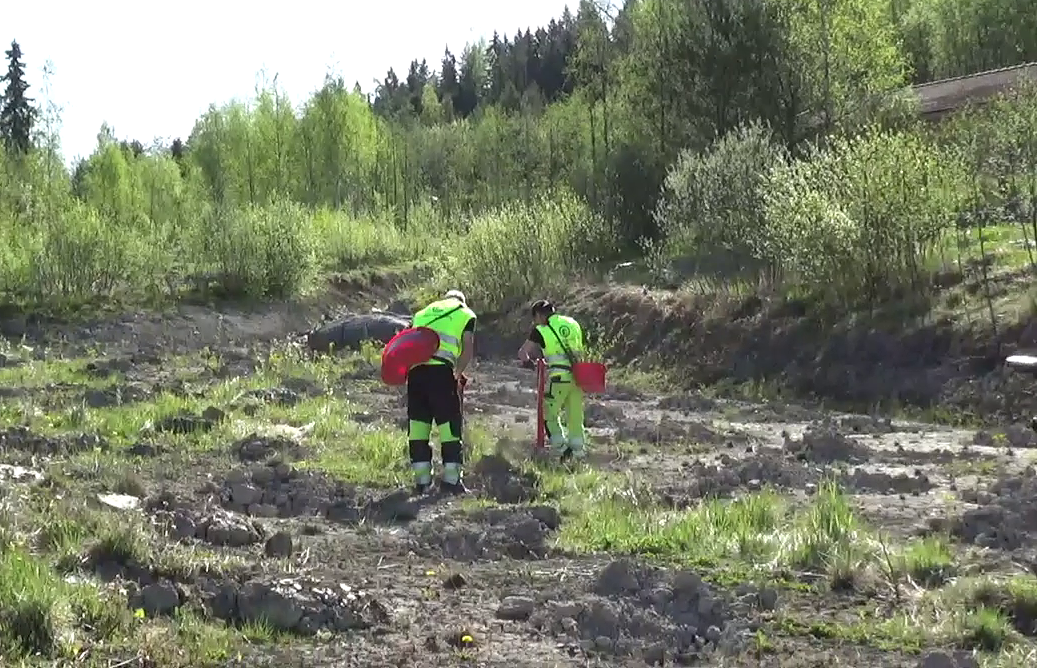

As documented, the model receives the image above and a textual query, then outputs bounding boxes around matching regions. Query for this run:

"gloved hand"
[457,374,469,389]
[519,359,535,370]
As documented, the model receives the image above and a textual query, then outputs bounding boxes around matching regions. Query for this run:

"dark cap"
[530,300,554,316]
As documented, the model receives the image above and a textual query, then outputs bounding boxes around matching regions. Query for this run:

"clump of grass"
[88,522,152,568]
[0,546,68,658]
[787,482,862,568]
[964,575,1037,637]
[73,586,134,642]
[558,474,871,577]
[959,606,1011,651]
[899,535,956,587]
[302,416,495,486]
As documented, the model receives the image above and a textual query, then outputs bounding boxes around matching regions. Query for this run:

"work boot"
[411,461,433,494]
[440,480,468,495]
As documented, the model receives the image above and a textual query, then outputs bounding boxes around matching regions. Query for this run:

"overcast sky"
[6,0,571,163]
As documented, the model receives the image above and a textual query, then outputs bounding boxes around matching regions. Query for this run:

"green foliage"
[0,0,1035,313]
[200,200,317,299]
[762,127,970,301]
[897,0,1037,82]
[650,122,787,285]
[0,40,37,156]
[447,191,617,313]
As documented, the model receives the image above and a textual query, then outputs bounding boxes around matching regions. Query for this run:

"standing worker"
[517,299,586,462]
[407,289,477,494]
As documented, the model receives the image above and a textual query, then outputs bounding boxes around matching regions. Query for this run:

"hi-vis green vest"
[536,313,584,372]
[412,298,475,366]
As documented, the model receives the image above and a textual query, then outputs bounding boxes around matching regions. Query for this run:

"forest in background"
[1,0,1036,318]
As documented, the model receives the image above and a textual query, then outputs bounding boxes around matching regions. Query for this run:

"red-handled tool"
[457,374,468,413]
[535,359,546,451]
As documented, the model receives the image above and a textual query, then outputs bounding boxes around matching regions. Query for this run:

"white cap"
[445,289,466,305]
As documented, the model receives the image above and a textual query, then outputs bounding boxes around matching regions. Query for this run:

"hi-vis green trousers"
[542,372,585,457]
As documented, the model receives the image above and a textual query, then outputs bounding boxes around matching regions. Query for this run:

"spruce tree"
[0,40,38,155]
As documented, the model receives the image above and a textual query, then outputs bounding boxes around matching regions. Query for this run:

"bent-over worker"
[517,299,586,461]
[407,289,476,494]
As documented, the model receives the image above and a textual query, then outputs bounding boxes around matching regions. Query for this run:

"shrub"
[312,204,439,271]
[447,190,617,313]
[650,122,787,286]
[761,127,969,303]
[197,198,317,299]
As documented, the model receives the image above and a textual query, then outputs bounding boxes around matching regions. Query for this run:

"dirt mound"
[147,492,267,547]
[659,452,813,504]
[414,506,561,561]
[526,558,774,662]
[783,424,873,463]
[82,383,152,408]
[615,415,724,446]
[585,401,627,427]
[229,386,310,415]
[0,426,107,458]
[656,394,718,413]
[658,451,932,503]
[952,469,1037,550]
[973,424,1037,448]
[847,469,934,495]
[836,415,896,434]
[129,573,390,635]
[145,407,227,435]
[470,454,541,504]
[216,463,410,522]
[554,284,1029,422]
[233,434,307,463]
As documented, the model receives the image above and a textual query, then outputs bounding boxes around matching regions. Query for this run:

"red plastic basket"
[380,327,440,386]
[573,361,608,394]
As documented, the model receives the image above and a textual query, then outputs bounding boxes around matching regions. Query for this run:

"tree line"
[0,0,1035,313]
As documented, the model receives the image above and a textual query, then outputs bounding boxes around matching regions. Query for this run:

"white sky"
[6,0,572,163]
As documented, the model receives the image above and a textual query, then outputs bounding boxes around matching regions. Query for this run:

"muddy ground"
[1,300,1036,667]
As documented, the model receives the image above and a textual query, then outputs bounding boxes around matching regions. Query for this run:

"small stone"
[228,525,257,547]
[230,483,263,507]
[140,581,181,615]
[172,511,196,540]
[916,650,959,668]
[496,595,535,621]
[672,570,703,594]
[251,466,275,485]
[248,503,280,518]
[97,493,140,510]
[201,406,227,423]
[758,587,779,610]
[264,531,293,558]
[643,641,666,665]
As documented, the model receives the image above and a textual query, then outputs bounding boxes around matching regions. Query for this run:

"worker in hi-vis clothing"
[517,300,586,461]
[407,289,477,494]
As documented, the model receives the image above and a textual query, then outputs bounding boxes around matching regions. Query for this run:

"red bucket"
[573,361,607,394]
[380,327,440,385]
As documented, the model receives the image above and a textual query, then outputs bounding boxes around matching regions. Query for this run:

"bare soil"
[2,289,1035,667]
